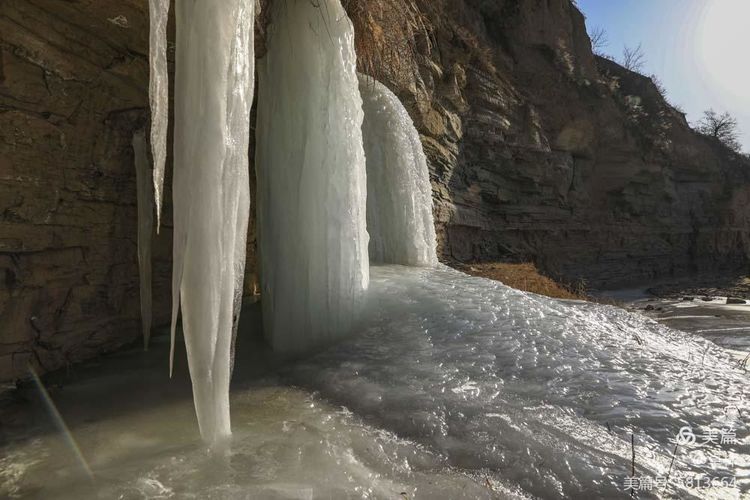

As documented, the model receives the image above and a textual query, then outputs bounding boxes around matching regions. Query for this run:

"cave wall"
[1,0,749,381]
[0,0,172,380]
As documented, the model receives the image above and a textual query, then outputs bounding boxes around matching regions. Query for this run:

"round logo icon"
[676,426,696,446]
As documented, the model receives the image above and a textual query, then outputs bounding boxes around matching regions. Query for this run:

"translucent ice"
[0,381,525,499]
[256,0,369,353]
[132,130,153,348]
[287,265,750,498]
[4,266,748,498]
[147,0,169,229]
[171,0,254,443]
[359,75,438,266]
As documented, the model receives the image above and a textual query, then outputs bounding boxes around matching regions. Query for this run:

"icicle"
[132,130,154,349]
[171,0,254,444]
[358,75,438,267]
[148,0,169,231]
[256,0,369,353]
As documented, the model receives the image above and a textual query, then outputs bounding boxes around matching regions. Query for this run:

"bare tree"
[650,74,667,97]
[621,43,646,73]
[588,26,608,55]
[696,109,742,152]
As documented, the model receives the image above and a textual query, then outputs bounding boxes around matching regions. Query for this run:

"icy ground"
[1,266,749,499]
[611,291,750,355]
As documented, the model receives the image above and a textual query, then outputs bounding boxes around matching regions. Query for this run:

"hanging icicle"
[171,0,255,444]
[132,130,154,349]
[256,0,369,353]
[358,74,438,267]
[148,0,170,230]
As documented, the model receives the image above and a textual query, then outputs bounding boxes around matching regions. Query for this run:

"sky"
[577,0,750,153]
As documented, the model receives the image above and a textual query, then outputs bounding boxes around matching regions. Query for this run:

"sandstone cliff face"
[0,1,170,380]
[363,0,750,288]
[1,0,748,381]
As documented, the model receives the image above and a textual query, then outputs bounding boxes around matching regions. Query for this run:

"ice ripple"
[285,265,750,498]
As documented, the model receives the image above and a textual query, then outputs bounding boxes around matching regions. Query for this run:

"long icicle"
[132,130,154,349]
[171,0,255,444]
[148,0,169,231]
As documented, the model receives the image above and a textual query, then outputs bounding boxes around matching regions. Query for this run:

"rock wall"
[0,0,171,380]
[1,0,749,381]
[359,0,750,289]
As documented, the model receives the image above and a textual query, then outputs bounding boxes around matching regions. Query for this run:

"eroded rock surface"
[0,1,169,380]
[361,0,750,289]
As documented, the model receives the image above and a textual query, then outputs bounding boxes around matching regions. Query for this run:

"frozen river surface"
[1,266,748,499]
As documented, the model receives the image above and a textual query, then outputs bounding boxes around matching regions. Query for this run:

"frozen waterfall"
[359,75,438,266]
[147,0,169,229]
[170,0,255,444]
[132,130,153,349]
[256,0,369,353]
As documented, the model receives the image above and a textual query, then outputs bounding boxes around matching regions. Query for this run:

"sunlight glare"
[698,0,750,107]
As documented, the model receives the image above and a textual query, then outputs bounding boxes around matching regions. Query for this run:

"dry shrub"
[459,262,590,301]
[451,22,496,74]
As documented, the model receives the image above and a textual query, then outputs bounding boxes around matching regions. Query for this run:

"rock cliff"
[362,0,750,288]
[1,0,748,380]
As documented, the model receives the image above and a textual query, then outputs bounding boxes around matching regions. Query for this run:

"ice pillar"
[132,130,154,348]
[256,0,369,353]
[358,75,438,266]
[171,0,254,444]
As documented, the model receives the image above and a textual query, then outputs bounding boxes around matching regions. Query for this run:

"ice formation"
[359,75,438,266]
[5,266,749,498]
[287,265,750,498]
[132,130,153,348]
[256,0,369,353]
[170,0,254,443]
[132,2,748,494]
[147,0,169,229]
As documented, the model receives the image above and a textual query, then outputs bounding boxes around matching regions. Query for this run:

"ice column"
[148,0,169,229]
[256,0,369,353]
[358,75,438,266]
[171,0,254,443]
[132,130,154,348]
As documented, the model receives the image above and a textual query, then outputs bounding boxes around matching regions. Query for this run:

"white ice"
[4,266,749,498]
[171,0,254,444]
[132,130,153,348]
[97,0,749,493]
[287,265,750,498]
[256,0,370,353]
[359,75,438,267]
[147,0,169,229]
